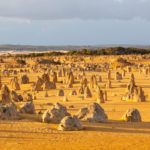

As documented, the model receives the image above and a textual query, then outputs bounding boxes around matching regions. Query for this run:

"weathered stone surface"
[0,103,20,120]
[34,77,43,91]
[80,77,88,89]
[78,87,84,94]
[115,72,122,80]
[42,102,70,123]
[96,87,104,104]
[1,84,11,104]
[58,116,83,131]
[11,90,21,102]
[10,77,20,90]
[76,103,108,122]
[21,75,29,84]
[121,108,141,122]
[42,73,50,82]
[69,90,77,96]
[58,89,64,96]
[20,102,35,114]
[67,71,74,85]
[51,72,57,83]
[84,87,92,98]
[89,75,97,89]
[122,74,146,102]
[44,81,56,90]
[42,110,51,123]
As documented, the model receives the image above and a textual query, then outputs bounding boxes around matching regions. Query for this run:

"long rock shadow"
[0,129,72,135]
[85,126,150,134]
[0,136,45,140]
[85,127,150,134]
[83,120,150,134]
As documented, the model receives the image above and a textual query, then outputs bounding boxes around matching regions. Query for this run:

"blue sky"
[0,0,150,45]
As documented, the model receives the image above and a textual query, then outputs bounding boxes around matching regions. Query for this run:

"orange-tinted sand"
[0,55,150,150]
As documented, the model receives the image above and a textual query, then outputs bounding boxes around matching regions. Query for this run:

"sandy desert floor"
[0,55,150,150]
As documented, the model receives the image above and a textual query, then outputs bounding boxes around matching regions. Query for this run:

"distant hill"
[0,44,150,51]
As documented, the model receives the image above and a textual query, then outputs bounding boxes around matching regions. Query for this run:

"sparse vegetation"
[14,51,64,58]
[68,47,150,55]
[4,47,149,58]
[16,59,26,65]
[36,59,61,65]
[114,57,133,67]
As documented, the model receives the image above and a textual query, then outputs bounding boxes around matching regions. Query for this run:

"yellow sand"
[0,55,150,150]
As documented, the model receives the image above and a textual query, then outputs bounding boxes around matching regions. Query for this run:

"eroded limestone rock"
[58,116,83,131]
[76,103,108,122]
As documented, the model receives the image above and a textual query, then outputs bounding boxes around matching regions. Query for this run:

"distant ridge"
[0,44,150,51]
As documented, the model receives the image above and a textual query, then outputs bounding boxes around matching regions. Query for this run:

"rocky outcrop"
[0,103,20,120]
[84,87,92,98]
[11,90,23,102]
[89,75,97,89]
[42,103,70,123]
[69,90,77,96]
[44,81,56,90]
[1,84,11,104]
[58,89,64,96]
[122,74,146,102]
[20,102,35,114]
[58,116,83,131]
[96,87,104,104]
[21,75,29,84]
[41,73,50,82]
[76,103,108,122]
[80,77,88,89]
[121,108,141,122]
[115,72,122,80]
[34,77,43,91]
[10,77,20,90]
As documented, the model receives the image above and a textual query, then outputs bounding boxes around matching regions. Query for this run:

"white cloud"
[114,0,124,3]
[0,0,149,21]
[0,16,31,24]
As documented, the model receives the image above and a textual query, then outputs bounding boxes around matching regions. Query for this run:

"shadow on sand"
[83,120,150,134]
